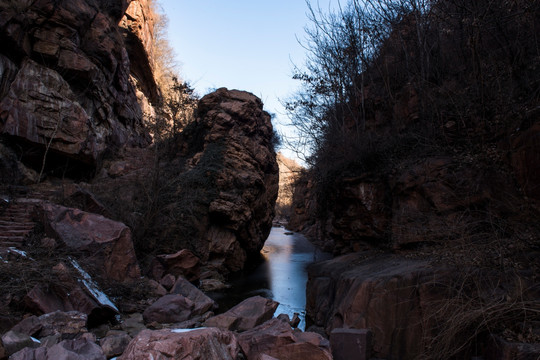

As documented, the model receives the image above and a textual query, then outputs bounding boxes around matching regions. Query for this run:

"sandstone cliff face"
[0,0,151,171]
[155,88,279,273]
[274,152,302,221]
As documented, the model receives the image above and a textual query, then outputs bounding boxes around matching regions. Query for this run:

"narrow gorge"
[0,0,538,359]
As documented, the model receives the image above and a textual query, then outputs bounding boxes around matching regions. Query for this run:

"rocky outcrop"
[292,156,523,253]
[306,253,439,359]
[0,0,151,172]
[120,0,160,117]
[275,152,302,221]
[154,88,279,273]
[120,328,240,360]
[306,252,539,360]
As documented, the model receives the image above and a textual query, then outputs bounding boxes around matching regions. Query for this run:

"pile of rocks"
[0,293,333,360]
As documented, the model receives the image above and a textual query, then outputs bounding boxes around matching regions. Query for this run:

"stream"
[210,227,331,330]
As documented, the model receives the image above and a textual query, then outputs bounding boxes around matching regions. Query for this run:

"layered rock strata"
[0,0,152,171]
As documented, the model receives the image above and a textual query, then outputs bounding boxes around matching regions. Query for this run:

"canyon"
[0,0,538,359]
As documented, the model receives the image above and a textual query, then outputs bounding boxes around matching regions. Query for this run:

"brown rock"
[330,328,372,360]
[142,294,195,324]
[24,261,118,324]
[0,0,151,171]
[10,316,42,337]
[160,274,176,290]
[1,331,39,357]
[119,328,239,359]
[147,280,167,297]
[10,338,106,360]
[0,59,92,158]
[120,313,146,338]
[306,253,455,360]
[203,313,240,331]
[25,284,99,318]
[204,296,278,332]
[156,249,201,281]
[153,88,279,273]
[99,332,132,358]
[238,318,332,360]
[37,311,88,339]
[40,202,140,282]
[169,276,215,315]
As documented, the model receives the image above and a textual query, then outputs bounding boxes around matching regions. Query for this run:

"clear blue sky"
[158,0,332,161]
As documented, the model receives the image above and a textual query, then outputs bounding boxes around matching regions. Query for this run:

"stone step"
[0,229,32,236]
[0,212,32,219]
[0,220,34,227]
[0,241,25,248]
[0,236,24,247]
[0,224,35,230]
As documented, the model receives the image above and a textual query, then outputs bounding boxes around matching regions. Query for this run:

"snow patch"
[7,247,34,260]
[171,327,207,333]
[70,258,119,312]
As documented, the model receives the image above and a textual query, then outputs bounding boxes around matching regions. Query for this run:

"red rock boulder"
[10,338,106,360]
[119,328,239,360]
[238,318,332,360]
[142,294,196,324]
[40,203,140,282]
[154,249,201,282]
[204,295,279,332]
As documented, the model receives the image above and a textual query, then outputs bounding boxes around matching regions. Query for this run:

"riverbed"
[210,227,331,330]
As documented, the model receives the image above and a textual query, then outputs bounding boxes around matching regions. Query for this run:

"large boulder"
[156,88,279,273]
[0,0,151,172]
[10,338,106,360]
[169,276,215,314]
[142,294,196,324]
[40,202,140,282]
[306,253,444,360]
[119,328,240,360]
[238,318,332,360]
[204,295,279,332]
[23,261,119,325]
[10,311,88,340]
[154,249,201,281]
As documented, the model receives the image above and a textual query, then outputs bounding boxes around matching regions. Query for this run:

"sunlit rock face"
[159,88,279,273]
[0,0,151,170]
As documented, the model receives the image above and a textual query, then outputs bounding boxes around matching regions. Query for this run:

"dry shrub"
[417,222,540,359]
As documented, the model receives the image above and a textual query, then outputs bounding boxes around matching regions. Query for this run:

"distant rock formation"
[274,152,302,221]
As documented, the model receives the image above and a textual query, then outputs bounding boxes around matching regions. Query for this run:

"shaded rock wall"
[0,0,152,171]
[157,88,279,273]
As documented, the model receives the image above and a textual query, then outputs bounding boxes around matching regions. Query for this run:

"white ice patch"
[8,247,34,260]
[31,337,41,344]
[171,327,207,334]
[70,258,119,312]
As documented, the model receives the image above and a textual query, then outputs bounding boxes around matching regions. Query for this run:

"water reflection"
[213,227,331,330]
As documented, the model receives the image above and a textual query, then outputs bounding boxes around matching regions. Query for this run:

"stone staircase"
[0,198,38,249]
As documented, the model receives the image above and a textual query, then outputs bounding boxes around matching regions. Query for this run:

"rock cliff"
[0,0,152,174]
[151,88,279,273]
[0,0,281,348]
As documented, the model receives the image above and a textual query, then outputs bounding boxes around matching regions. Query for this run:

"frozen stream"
[211,227,331,330]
